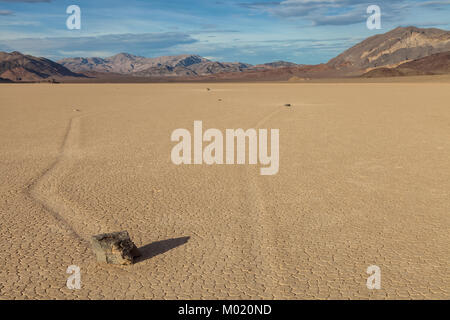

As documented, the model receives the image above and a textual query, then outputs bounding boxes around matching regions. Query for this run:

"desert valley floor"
[0,80,449,299]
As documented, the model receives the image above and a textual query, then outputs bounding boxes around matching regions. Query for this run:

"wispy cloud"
[0,0,51,2]
[0,32,197,59]
[417,0,450,7]
[313,11,365,26]
[0,10,13,15]
[238,0,450,26]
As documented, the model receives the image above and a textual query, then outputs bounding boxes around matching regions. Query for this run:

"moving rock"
[90,231,141,265]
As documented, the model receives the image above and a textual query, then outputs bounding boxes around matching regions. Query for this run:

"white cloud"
[0,32,198,58]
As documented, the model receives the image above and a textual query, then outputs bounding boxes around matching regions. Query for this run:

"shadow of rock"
[135,236,190,263]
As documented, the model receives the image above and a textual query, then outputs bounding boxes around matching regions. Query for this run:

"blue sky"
[0,0,449,64]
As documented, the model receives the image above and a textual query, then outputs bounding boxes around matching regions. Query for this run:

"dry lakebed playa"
[0,80,449,299]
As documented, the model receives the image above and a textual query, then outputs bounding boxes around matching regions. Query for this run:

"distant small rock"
[284,104,292,107]
[90,231,141,265]
[206,88,211,91]
[73,109,81,112]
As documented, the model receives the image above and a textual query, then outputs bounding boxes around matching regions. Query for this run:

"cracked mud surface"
[0,82,449,299]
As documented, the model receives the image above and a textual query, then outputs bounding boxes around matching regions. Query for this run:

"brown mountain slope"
[250,61,300,70]
[181,63,336,82]
[328,26,450,72]
[0,51,85,82]
[0,76,13,83]
[363,51,450,77]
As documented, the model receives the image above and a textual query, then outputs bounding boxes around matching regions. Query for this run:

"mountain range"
[58,53,253,77]
[1,26,449,82]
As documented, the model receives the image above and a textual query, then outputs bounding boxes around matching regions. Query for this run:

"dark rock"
[90,231,141,265]
[284,104,292,107]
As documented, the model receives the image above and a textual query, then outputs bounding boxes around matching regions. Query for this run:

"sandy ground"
[0,81,449,300]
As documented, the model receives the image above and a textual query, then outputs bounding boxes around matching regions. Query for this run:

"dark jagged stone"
[90,231,141,265]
